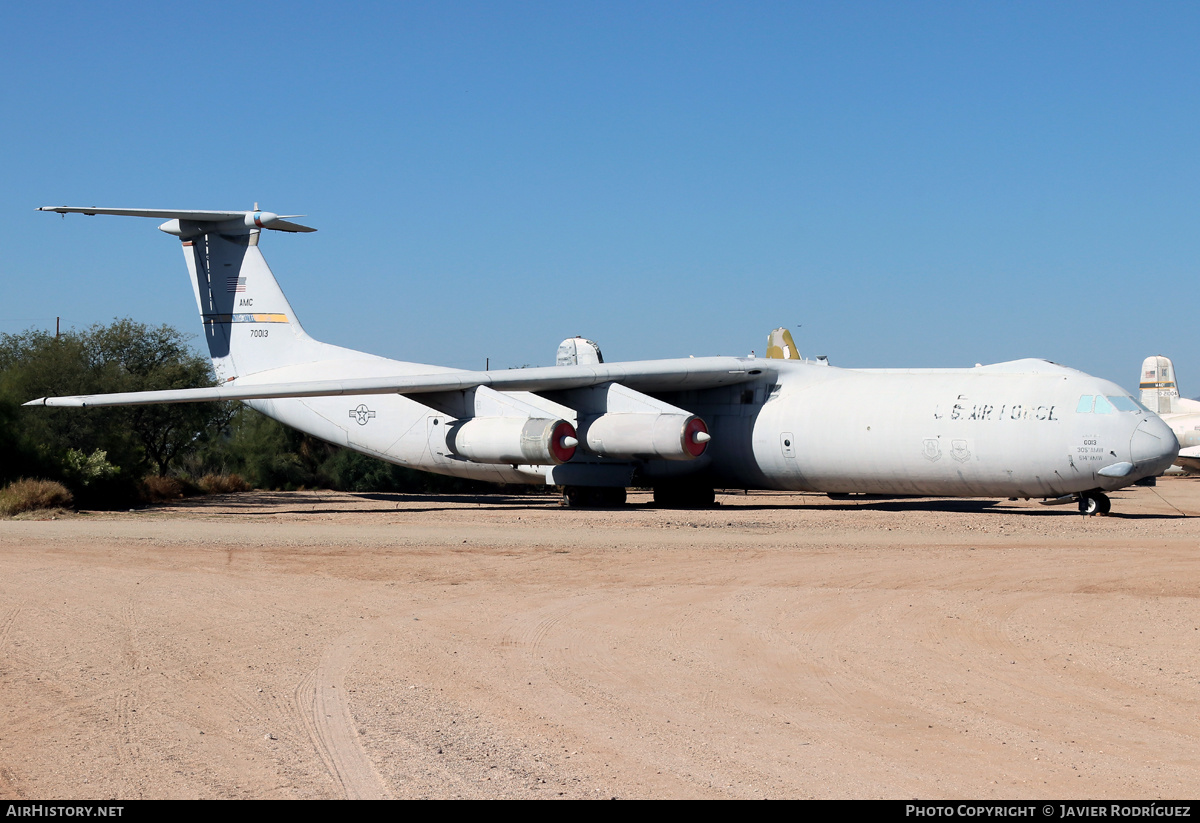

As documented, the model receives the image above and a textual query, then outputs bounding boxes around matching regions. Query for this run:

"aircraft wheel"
[600,487,627,507]
[562,486,627,508]
[563,486,597,508]
[653,485,717,509]
[1078,492,1110,516]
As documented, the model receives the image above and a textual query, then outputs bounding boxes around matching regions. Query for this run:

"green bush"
[61,448,120,487]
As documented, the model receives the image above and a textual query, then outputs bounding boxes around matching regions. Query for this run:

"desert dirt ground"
[2,479,1200,799]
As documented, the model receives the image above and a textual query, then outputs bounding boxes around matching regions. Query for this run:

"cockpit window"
[1077,394,1144,414]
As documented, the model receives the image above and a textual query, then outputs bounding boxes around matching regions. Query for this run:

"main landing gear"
[562,486,627,508]
[652,484,717,509]
[560,484,719,509]
[1077,491,1111,516]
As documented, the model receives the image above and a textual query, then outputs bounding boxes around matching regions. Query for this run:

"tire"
[1078,492,1110,516]
[653,485,716,509]
[599,487,627,507]
[562,486,591,508]
[563,486,627,508]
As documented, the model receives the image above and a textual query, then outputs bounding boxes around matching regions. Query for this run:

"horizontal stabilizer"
[37,206,315,233]
[265,218,316,233]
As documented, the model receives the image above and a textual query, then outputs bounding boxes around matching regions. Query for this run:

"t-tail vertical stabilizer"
[176,219,316,381]
[37,206,367,382]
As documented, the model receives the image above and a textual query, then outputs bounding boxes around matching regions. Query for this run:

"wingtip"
[22,398,46,406]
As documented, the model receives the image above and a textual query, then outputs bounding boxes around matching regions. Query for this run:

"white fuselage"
[242,356,1177,498]
[739,362,1172,496]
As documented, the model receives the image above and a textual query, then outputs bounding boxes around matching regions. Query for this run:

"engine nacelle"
[583,413,709,461]
[447,417,578,465]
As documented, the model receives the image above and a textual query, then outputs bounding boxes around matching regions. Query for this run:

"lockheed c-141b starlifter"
[27,206,1178,515]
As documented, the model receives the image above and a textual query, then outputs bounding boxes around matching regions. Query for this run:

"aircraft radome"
[1138,355,1200,475]
[28,206,1178,515]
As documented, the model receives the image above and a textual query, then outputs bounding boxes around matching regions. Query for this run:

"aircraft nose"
[1130,415,1179,474]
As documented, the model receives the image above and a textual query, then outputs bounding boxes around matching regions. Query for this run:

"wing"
[24,356,774,407]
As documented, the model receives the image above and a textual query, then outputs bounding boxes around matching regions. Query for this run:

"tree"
[0,320,232,484]
[0,319,518,500]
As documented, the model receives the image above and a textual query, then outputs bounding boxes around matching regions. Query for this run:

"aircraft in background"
[765,326,829,367]
[27,206,1178,514]
[1138,355,1200,474]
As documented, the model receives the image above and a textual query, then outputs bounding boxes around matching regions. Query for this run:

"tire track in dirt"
[121,599,141,672]
[294,630,390,799]
[502,591,782,797]
[0,767,24,800]
[504,594,637,716]
[112,689,142,799]
[0,606,21,651]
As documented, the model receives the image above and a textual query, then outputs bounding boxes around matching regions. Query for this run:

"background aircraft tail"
[765,327,801,360]
[1140,355,1181,414]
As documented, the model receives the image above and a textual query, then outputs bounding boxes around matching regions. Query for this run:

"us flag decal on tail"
[227,276,246,293]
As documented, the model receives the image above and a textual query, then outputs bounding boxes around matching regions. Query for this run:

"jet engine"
[447,417,578,465]
[582,413,710,461]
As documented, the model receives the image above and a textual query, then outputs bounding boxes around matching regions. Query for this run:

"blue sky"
[2,2,1198,392]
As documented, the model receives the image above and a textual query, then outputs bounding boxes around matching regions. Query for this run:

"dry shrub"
[141,475,183,503]
[0,479,74,517]
[197,473,250,495]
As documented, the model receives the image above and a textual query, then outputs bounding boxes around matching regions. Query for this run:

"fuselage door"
[781,432,796,459]
[427,414,451,465]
